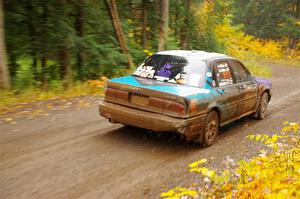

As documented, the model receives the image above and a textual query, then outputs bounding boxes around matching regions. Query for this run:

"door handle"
[218,88,227,94]
[240,84,246,89]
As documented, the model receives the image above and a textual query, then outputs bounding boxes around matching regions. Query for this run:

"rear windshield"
[132,54,207,87]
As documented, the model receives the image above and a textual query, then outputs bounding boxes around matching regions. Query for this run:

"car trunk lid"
[104,76,201,118]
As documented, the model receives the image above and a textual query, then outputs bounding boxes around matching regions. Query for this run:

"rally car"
[99,50,272,146]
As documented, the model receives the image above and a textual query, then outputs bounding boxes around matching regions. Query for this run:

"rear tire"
[257,92,269,120]
[202,111,219,147]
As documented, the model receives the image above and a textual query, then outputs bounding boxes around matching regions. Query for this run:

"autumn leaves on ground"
[0,79,108,124]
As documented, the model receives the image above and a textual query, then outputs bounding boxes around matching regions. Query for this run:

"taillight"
[105,88,128,102]
[115,89,129,101]
[105,88,116,99]
[149,97,186,116]
[163,101,186,116]
[149,97,186,117]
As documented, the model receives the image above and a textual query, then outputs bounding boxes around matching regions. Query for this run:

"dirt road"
[1,63,300,199]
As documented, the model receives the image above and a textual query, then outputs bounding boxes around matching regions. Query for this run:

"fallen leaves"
[0,95,100,123]
[4,117,13,122]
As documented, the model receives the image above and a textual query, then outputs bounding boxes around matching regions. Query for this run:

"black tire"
[257,92,269,120]
[202,111,219,147]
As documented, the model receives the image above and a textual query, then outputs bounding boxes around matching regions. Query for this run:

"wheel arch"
[264,89,271,101]
[210,107,221,124]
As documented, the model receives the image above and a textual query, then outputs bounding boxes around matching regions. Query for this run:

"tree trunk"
[41,55,47,89]
[0,0,10,89]
[75,3,84,80]
[40,3,48,87]
[288,38,298,50]
[25,0,38,81]
[59,0,72,87]
[158,0,169,51]
[174,0,180,36]
[8,52,18,78]
[288,0,299,50]
[105,0,134,69]
[60,45,72,87]
[180,0,191,49]
[142,0,148,48]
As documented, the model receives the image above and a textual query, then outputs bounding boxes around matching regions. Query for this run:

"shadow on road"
[98,125,200,151]
[96,115,263,152]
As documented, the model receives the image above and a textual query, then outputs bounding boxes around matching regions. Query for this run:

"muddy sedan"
[99,50,272,146]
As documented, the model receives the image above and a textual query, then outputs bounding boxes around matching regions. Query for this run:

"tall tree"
[58,0,72,87]
[75,2,85,79]
[25,0,38,80]
[142,0,149,48]
[158,0,169,51]
[287,0,300,49]
[105,0,133,68]
[0,0,10,89]
[40,3,49,87]
[180,0,191,49]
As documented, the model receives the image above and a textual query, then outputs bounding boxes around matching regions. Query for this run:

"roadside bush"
[161,122,300,199]
[0,79,107,108]
[215,20,279,77]
[216,20,283,61]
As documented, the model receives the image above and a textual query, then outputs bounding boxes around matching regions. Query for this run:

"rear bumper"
[99,101,206,137]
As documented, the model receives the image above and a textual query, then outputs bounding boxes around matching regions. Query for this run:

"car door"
[212,60,242,123]
[229,60,258,116]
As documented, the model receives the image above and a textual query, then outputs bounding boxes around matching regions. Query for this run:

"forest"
[0,0,299,95]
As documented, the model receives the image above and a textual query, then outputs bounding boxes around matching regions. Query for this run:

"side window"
[213,61,234,87]
[230,60,251,83]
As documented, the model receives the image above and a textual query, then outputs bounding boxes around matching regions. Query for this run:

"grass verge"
[243,60,272,78]
[0,81,105,109]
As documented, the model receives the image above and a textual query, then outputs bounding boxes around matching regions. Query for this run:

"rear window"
[133,54,207,87]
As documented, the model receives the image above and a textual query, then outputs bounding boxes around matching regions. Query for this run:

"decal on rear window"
[133,54,207,87]
[156,63,173,78]
[133,65,155,78]
[215,62,233,86]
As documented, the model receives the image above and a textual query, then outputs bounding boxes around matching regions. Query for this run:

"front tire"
[202,111,219,147]
[257,92,269,119]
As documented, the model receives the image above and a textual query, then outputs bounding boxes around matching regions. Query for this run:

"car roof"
[156,50,231,61]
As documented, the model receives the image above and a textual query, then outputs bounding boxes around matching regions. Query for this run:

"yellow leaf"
[189,159,207,168]
[272,135,278,142]
[5,117,13,122]
[256,135,262,141]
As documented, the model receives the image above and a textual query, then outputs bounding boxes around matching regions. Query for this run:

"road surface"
[1,63,300,199]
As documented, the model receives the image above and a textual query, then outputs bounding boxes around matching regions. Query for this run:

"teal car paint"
[99,50,272,146]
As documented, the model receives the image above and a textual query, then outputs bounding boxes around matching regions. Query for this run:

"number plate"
[130,94,149,107]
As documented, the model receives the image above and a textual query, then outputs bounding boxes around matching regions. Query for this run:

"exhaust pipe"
[108,118,118,124]
[102,113,118,124]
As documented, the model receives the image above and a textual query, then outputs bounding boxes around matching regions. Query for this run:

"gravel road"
[1,63,300,199]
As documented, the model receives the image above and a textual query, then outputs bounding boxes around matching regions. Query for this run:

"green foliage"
[192,0,223,52]
[166,30,181,50]
[2,0,300,96]
[0,80,106,109]
[161,122,300,199]
[233,0,300,47]
[13,59,35,89]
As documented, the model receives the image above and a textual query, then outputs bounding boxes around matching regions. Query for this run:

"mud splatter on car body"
[99,50,272,146]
